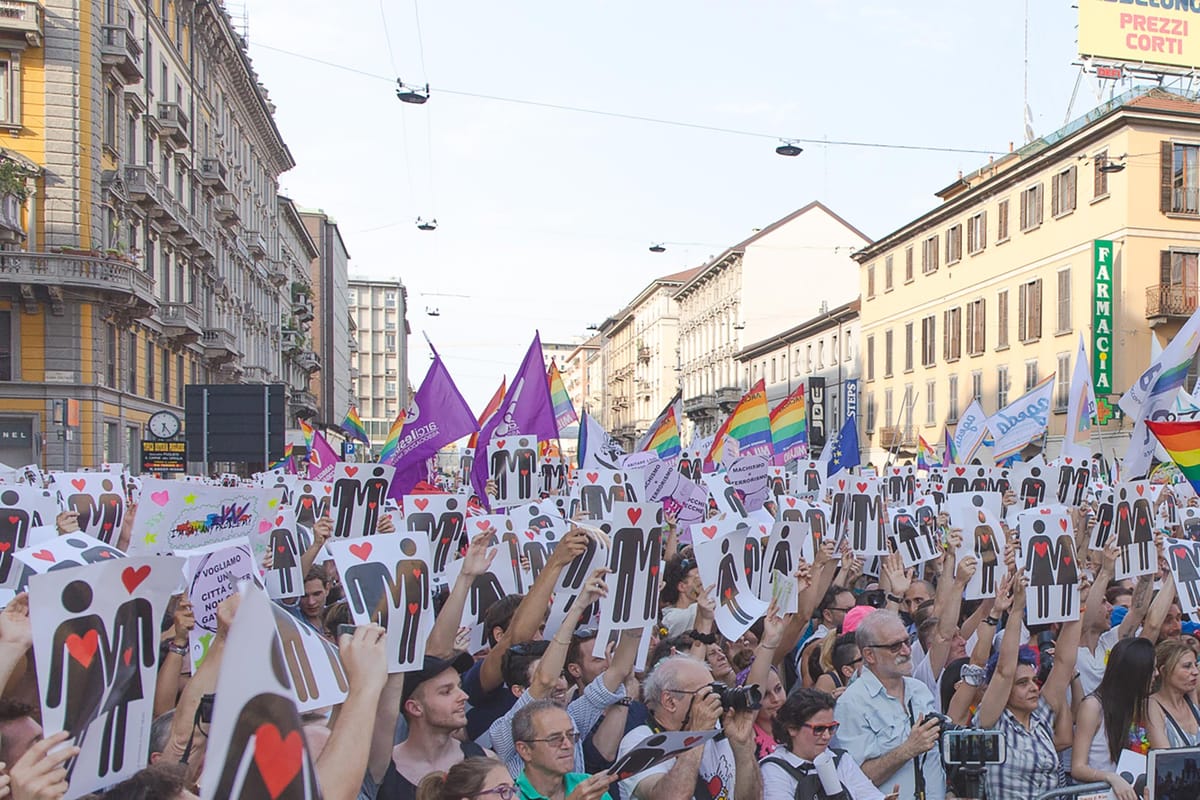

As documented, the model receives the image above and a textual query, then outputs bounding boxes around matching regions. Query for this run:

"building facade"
[855,87,1200,466]
[0,0,327,471]
[347,276,409,446]
[301,208,351,433]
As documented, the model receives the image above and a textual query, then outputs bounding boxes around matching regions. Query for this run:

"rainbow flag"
[378,413,406,463]
[340,404,371,446]
[1146,419,1200,495]
[298,418,315,462]
[547,360,577,430]
[468,378,506,449]
[769,385,808,464]
[917,435,937,471]
[941,426,956,467]
[639,395,682,460]
[705,379,774,469]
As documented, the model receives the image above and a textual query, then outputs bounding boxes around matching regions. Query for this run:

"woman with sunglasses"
[415,756,515,800]
[761,688,894,800]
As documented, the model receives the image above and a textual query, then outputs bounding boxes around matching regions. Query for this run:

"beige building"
[347,277,409,447]
[855,87,1200,466]
[599,268,697,450]
[562,334,600,418]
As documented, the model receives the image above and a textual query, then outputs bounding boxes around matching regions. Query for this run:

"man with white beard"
[833,609,947,800]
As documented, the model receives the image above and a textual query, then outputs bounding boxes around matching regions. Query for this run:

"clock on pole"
[148,410,181,440]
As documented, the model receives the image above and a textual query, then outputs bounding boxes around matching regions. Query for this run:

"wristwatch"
[982,616,1001,626]
[688,629,717,645]
[167,641,189,657]
[886,593,904,605]
[614,697,634,707]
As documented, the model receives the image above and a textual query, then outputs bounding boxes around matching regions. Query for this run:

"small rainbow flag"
[298,417,314,450]
[547,360,578,430]
[917,435,937,471]
[1146,419,1200,494]
[705,379,774,469]
[639,395,682,460]
[378,412,406,463]
[468,378,506,449]
[941,426,956,467]
[769,385,808,464]
[340,404,371,446]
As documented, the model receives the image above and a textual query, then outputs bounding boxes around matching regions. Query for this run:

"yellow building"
[855,87,1200,467]
[0,1,312,470]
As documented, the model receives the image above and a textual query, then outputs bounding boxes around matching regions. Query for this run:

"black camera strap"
[907,700,927,800]
[645,713,718,800]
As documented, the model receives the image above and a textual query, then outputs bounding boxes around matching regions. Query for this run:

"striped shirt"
[977,698,1063,800]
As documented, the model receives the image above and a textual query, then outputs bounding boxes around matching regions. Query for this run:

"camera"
[197,693,214,725]
[707,682,762,711]
[941,729,1006,766]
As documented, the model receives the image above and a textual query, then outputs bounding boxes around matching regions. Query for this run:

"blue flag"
[826,415,861,477]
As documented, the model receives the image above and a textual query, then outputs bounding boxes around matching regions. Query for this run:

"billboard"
[808,377,827,450]
[1079,0,1200,73]
[184,384,286,467]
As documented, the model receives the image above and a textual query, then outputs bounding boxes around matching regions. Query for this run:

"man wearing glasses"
[833,610,944,800]
[514,700,618,800]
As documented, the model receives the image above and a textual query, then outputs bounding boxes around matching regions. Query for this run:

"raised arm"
[0,592,32,695]
[161,594,239,764]
[427,531,495,658]
[317,625,387,800]
[975,574,1028,729]
[777,540,836,663]
[1082,538,1119,643]
[1120,573,1155,640]
[300,514,333,577]
[153,596,194,717]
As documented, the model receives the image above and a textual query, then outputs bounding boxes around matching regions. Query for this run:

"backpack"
[760,750,847,800]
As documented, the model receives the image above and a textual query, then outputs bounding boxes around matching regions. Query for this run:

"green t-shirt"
[515,770,613,800]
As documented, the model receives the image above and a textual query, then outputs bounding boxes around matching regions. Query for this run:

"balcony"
[715,386,743,410]
[1146,283,1198,326]
[289,388,318,419]
[348,334,359,353]
[293,296,314,324]
[201,327,240,365]
[215,195,240,226]
[199,157,229,193]
[683,394,718,417]
[157,102,190,148]
[282,328,303,354]
[295,350,321,374]
[124,166,160,208]
[0,250,155,317]
[100,25,141,83]
[154,187,180,231]
[637,345,651,364]
[264,259,287,286]
[158,302,202,344]
[247,231,268,260]
[243,365,272,383]
[0,1,43,47]
[878,426,918,450]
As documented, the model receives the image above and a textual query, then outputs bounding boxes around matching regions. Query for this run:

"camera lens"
[708,682,763,711]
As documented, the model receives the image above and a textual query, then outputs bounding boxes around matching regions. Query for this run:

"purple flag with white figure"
[384,350,478,498]
[470,332,559,506]
[307,428,342,481]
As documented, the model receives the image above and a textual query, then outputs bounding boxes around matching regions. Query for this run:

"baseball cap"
[400,653,475,709]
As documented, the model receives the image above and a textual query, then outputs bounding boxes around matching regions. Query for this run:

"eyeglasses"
[474,786,518,800]
[572,626,598,641]
[864,639,911,655]
[522,730,580,748]
[846,656,863,666]
[800,722,840,737]
[826,607,852,614]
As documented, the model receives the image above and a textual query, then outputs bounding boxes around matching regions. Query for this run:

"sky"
[242,0,1115,411]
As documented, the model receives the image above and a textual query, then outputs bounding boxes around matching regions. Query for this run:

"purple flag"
[470,332,559,506]
[307,428,342,481]
[384,351,478,498]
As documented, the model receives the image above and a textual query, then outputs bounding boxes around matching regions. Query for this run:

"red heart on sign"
[1063,556,1072,565]
[1137,485,1146,496]
[301,498,313,508]
[368,502,377,509]
[1034,542,1049,557]
[252,723,303,799]
[723,588,733,598]
[476,521,490,530]
[6,516,16,524]
[838,480,846,490]
[414,498,429,511]
[496,439,507,449]
[408,602,419,614]
[587,472,599,484]
[980,534,990,545]
[65,631,99,668]
[32,550,54,562]
[1059,519,1068,532]
[70,478,86,491]
[1039,508,1051,515]
[856,482,868,493]
[683,735,703,747]
[324,485,332,494]
[650,565,659,576]
[278,546,286,553]
[345,466,359,477]
[349,542,372,561]
[1176,547,1190,558]
[786,498,797,508]
[627,508,642,524]
[121,565,151,593]
[955,467,966,476]
[1120,508,1130,519]
[413,568,422,578]
[525,531,535,540]
[1065,457,1073,465]
[0,543,9,552]
[702,525,718,539]
[275,515,284,526]
[123,647,132,666]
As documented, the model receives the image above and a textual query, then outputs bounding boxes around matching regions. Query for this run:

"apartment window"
[866,335,875,381]
[127,332,137,394]
[145,39,152,91]
[997,290,1010,349]
[966,299,985,356]
[1018,279,1043,342]
[948,375,959,422]
[126,114,137,162]
[103,89,117,150]
[903,384,915,429]
[1051,166,1077,217]
[161,350,170,401]
[944,307,962,361]
[771,358,777,383]
[997,365,1010,408]
[175,8,183,46]
[806,344,813,373]
[177,354,184,406]
[104,325,116,387]
[945,224,962,264]
[385,290,397,305]
[967,212,987,255]
[386,380,397,396]
[926,381,936,426]
[0,310,10,381]
[815,342,824,370]
[866,394,876,432]
[867,264,875,298]
[1025,360,1040,391]
[794,347,803,377]
[126,427,140,475]
[146,340,155,400]
[1057,268,1072,333]
[1094,151,1110,198]
[104,422,118,464]
[347,289,357,306]
[1055,353,1071,410]
[884,388,894,429]
[1020,183,1044,231]
[921,315,936,367]
[971,371,982,403]
[884,330,894,377]
[922,235,939,274]
[905,246,914,282]
[1164,141,1200,215]
[884,255,894,292]
[997,198,1010,242]
[904,322,914,372]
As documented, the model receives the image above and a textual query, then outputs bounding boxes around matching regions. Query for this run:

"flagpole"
[884,391,918,469]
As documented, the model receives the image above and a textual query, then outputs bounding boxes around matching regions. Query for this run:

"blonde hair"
[414,757,505,800]
[1155,639,1197,693]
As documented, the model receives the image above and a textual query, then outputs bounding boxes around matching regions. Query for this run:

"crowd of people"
[2,474,1200,800]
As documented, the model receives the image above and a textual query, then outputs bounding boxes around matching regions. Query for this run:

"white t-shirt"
[760,747,884,800]
[661,604,698,638]
[1077,627,1120,696]
[617,724,738,800]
